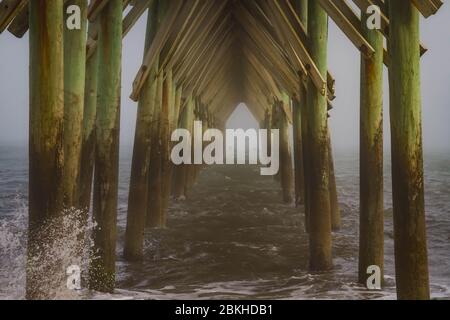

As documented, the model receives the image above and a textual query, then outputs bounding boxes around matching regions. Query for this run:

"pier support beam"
[124,2,159,260]
[185,100,200,193]
[295,0,310,231]
[280,94,294,203]
[63,0,88,209]
[301,95,311,232]
[358,11,384,285]
[146,69,164,228]
[293,95,305,206]
[388,0,429,300]
[79,22,99,211]
[173,95,194,199]
[328,128,341,231]
[306,0,332,271]
[89,0,122,293]
[27,0,65,300]
[160,69,174,227]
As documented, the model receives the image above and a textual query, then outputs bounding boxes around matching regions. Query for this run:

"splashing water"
[0,200,97,300]
[0,196,27,299]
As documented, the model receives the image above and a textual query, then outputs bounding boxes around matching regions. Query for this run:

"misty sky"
[0,5,449,153]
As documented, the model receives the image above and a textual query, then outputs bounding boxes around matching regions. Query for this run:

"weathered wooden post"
[173,86,183,130]
[301,96,311,232]
[295,0,310,231]
[89,0,122,292]
[185,99,200,192]
[388,0,430,300]
[293,95,305,206]
[270,102,281,183]
[358,10,384,285]
[79,22,99,211]
[27,0,65,300]
[124,1,160,260]
[292,0,307,208]
[63,0,88,209]
[264,107,272,161]
[172,95,194,199]
[168,85,183,196]
[280,93,294,203]
[146,70,164,227]
[305,0,332,270]
[327,127,341,231]
[160,68,174,227]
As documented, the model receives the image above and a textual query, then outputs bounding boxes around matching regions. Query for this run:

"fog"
[1,5,449,154]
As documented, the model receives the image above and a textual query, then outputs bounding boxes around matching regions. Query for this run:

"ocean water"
[0,145,449,300]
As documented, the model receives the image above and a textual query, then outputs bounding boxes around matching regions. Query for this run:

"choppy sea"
[0,146,449,300]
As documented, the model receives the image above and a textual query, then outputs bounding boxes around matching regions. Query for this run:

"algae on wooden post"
[328,127,341,231]
[388,0,430,300]
[89,0,122,293]
[27,0,65,300]
[124,1,160,260]
[146,69,164,228]
[293,95,305,206]
[79,21,99,211]
[305,0,332,271]
[295,0,310,231]
[359,10,384,285]
[63,0,88,209]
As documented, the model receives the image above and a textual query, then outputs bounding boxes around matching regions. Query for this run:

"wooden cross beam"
[159,0,202,71]
[0,0,27,33]
[254,0,328,95]
[130,0,184,101]
[235,4,299,94]
[261,0,308,78]
[163,0,224,73]
[181,24,233,97]
[411,0,443,18]
[186,22,234,96]
[172,2,230,85]
[4,0,131,38]
[86,0,150,59]
[338,0,428,66]
[318,0,376,57]
[88,0,110,22]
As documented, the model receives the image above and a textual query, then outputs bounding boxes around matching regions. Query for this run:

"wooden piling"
[63,0,88,209]
[172,95,194,199]
[327,127,341,231]
[146,0,170,228]
[293,95,305,207]
[388,0,430,300]
[168,85,182,196]
[301,95,311,232]
[271,102,281,183]
[280,94,294,204]
[146,70,164,228]
[124,2,159,261]
[264,108,272,158]
[185,100,200,192]
[305,1,333,271]
[89,0,122,293]
[295,0,310,231]
[27,0,65,300]
[358,11,384,285]
[160,69,174,228]
[79,22,99,211]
